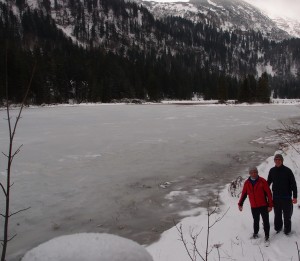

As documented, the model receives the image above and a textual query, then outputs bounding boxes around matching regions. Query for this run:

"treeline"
[0,42,270,104]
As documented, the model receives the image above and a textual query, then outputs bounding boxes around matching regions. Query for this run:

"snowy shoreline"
[2,97,300,110]
[147,143,300,261]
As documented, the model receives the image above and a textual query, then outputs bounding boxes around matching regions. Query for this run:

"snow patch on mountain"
[256,62,275,77]
[26,0,39,9]
[243,0,300,38]
[136,0,292,41]
[271,16,300,39]
[290,63,298,77]
[138,1,198,20]
[207,0,223,9]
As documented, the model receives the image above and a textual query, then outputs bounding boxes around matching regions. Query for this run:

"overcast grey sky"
[145,0,300,20]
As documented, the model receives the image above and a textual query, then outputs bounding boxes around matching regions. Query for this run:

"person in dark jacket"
[267,154,297,235]
[238,167,273,242]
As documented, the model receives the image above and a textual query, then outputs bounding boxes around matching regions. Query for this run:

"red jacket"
[238,176,273,208]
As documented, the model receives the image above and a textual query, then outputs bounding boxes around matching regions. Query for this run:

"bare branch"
[0,183,7,197]
[176,194,229,261]
[267,119,300,154]
[190,227,205,261]
[176,223,195,261]
[209,207,230,229]
[9,207,31,218]
[11,144,23,160]
[1,49,36,260]
[296,242,300,261]
[190,232,198,260]
[208,206,218,216]
[280,135,300,155]
[7,234,17,242]
[10,63,36,141]
[174,221,204,261]
[213,243,223,261]
[258,246,265,261]
[194,241,205,261]
[1,152,8,158]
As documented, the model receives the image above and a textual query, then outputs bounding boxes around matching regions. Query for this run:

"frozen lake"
[1,103,300,260]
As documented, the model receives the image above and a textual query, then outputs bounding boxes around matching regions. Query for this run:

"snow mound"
[21,233,153,261]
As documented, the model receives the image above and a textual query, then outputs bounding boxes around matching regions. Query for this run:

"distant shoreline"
[2,98,300,110]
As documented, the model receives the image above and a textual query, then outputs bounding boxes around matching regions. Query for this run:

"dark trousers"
[273,198,293,233]
[251,206,270,237]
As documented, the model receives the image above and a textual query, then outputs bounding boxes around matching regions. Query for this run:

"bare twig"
[205,196,229,260]
[1,47,36,261]
[258,246,265,261]
[175,222,201,261]
[7,234,17,242]
[281,135,300,155]
[0,234,17,243]
[11,144,23,160]
[1,152,8,158]
[213,243,222,261]
[9,207,31,218]
[267,120,300,154]
[296,242,300,261]
[176,194,229,261]
[209,207,230,228]
[0,183,6,197]
[190,227,204,261]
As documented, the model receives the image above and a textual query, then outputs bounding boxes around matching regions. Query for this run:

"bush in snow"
[228,176,244,197]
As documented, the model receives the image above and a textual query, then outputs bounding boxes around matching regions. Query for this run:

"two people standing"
[238,154,298,241]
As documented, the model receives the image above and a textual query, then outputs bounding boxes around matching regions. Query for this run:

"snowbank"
[21,233,153,261]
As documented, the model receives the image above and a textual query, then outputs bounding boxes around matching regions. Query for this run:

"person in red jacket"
[238,167,273,242]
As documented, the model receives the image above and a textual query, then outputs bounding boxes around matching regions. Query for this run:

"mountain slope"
[134,0,298,40]
[265,15,300,39]
[1,0,299,78]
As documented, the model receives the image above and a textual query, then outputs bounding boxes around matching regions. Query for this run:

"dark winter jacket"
[268,165,297,199]
[238,176,273,208]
